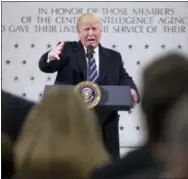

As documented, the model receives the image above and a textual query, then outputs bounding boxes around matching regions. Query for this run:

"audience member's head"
[2,131,14,178]
[14,89,110,179]
[163,94,188,178]
[141,53,188,145]
[2,90,34,141]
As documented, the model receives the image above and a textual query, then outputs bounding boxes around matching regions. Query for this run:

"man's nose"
[88,29,94,35]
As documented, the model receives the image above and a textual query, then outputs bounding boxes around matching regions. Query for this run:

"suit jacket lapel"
[76,41,88,81]
[99,44,107,84]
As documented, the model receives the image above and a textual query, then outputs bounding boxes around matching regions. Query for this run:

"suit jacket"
[122,167,162,179]
[2,90,35,142]
[39,41,139,125]
[109,167,161,179]
[91,146,155,179]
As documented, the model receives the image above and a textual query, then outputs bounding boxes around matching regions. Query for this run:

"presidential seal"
[74,81,101,108]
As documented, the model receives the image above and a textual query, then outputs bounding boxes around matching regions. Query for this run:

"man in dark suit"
[39,13,139,159]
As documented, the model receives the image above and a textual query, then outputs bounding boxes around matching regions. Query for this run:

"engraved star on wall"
[161,44,166,49]
[22,93,27,97]
[14,76,19,81]
[47,76,51,81]
[128,44,133,49]
[144,44,149,49]
[136,61,141,65]
[177,44,182,49]
[31,44,35,48]
[39,92,43,97]
[112,44,116,49]
[119,126,124,130]
[14,44,19,48]
[30,76,35,81]
[22,60,27,64]
[5,60,11,64]
[47,44,52,49]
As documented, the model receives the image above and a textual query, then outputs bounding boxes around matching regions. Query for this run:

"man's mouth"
[87,39,95,42]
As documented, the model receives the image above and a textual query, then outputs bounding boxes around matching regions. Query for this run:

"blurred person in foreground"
[113,95,188,179]
[161,94,188,178]
[13,89,110,179]
[2,90,35,142]
[2,131,14,178]
[91,53,188,179]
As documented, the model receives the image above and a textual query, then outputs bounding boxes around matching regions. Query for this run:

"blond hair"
[14,89,110,179]
[76,13,101,32]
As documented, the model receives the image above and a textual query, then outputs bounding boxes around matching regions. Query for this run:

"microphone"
[86,45,94,61]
